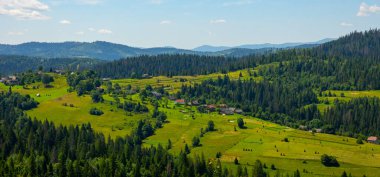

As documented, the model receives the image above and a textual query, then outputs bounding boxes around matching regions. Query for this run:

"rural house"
[367,136,379,144]
[218,104,228,108]
[220,107,235,115]
[234,109,243,114]
[151,91,162,99]
[190,100,200,106]
[206,104,217,111]
[175,99,186,105]
[1,76,19,85]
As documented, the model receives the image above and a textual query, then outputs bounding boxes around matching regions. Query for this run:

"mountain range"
[192,38,335,52]
[0,39,334,60]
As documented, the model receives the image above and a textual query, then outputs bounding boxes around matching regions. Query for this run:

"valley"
[1,68,380,176]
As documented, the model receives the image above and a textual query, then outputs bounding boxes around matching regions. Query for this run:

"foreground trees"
[1,91,304,177]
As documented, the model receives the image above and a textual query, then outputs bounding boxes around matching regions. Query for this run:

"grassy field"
[145,102,380,177]
[112,68,262,93]
[0,74,149,138]
[2,73,380,176]
[317,90,380,112]
[0,74,68,102]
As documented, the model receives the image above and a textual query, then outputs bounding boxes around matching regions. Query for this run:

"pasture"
[2,73,380,176]
[112,68,261,93]
[317,90,380,112]
[145,102,380,177]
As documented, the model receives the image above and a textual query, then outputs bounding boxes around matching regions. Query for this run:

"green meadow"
[317,90,380,112]
[0,74,148,138]
[1,72,380,176]
[144,102,380,177]
[112,68,261,93]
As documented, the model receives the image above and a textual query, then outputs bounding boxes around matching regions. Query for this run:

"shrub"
[207,120,215,131]
[192,136,201,147]
[89,107,104,116]
[216,152,222,158]
[321,154,339,167]
[234,157,239,165]
[237,118,245,128]
[271,164,276,170]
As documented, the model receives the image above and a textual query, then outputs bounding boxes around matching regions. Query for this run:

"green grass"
[112,68,262,93]
[144,101,380,177]
[2,73,380,176]
[27,92,148,138]
[317,90,380,112]
[0,74,149,139]
[0,74,68,102]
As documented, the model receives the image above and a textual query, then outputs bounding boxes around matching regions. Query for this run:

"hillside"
[0,41,200,60]
[0,39,328,60]
[193,38,334,52]
[1,30,380,177]
[0,55,102,75]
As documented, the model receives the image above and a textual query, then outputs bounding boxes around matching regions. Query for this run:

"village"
[172,98,244,115]
[0,75,19,85]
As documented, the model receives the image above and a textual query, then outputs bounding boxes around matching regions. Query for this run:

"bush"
[237,118,245,128]
[356,134,365,144]
[91,90,104,103]
[41,74,54,85]
[207,120,215,131]
[356,138,364,144]
[89,107,104,116]
[321,154,339,167]
[216,152,222,158]
[234,157,239,165]
[192,136,200,147]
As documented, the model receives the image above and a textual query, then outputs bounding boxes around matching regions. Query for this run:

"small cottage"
[191,100,200,106]
[206,104,216,111]
[175,99,186,105]
[367,136,379,144]
[220,107,235,115]
[234,109,243,114]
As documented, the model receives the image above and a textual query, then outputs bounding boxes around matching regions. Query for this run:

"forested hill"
[0,41,275,60]
[0,55,103,75]
[314,29,380,58]
[94,29,380,80]
[0,41,199,60]
[94,54,249,78]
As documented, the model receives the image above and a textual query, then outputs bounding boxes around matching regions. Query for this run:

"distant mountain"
[0,41,199,61]
[193,45,231,52]
[212,48,276,57]
[0,38,334,60]
[193,38,335,52]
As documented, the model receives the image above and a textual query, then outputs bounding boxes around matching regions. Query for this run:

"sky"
[0,0,380,49]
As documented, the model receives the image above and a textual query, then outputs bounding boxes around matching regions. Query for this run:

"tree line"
[0,90,304,177]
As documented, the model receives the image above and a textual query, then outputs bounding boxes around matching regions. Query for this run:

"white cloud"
[60,19,71,24]
[88,27,96,31]
[97,29,112,34]
[210,19,226,24]
[75,31,84,35]
[7,31,24,35]
[0,0,50,20]
[340,22,353,27]
[357,2,380,17]
[160,20,172,25]
[223,0,253,6]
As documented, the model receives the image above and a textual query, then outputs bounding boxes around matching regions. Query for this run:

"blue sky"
[1,0,380,49]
